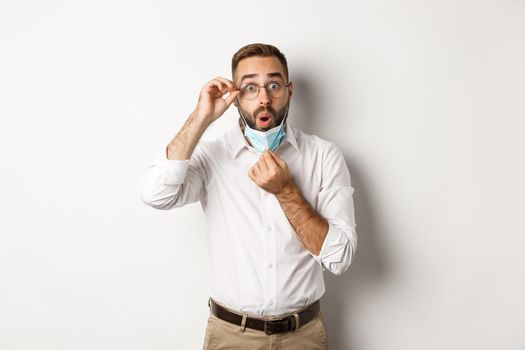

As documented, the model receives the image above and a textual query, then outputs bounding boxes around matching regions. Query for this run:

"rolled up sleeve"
[140,146,206,210]
[314,216,357,275]
[160,158,190,186]
[312,143,358,275]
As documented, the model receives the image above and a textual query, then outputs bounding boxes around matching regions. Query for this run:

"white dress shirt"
[141,123,357,316]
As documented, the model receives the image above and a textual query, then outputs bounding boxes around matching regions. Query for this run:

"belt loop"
[240,314,248,333]
[293,313,300,331]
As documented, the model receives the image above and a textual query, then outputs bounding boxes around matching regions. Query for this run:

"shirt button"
[269,300,274,306]
[266,226,272,232]
[268,263,273,269]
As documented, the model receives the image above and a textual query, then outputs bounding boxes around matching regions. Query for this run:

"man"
[141,43,357,350]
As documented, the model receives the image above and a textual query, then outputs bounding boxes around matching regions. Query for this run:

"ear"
[288,81,294,99]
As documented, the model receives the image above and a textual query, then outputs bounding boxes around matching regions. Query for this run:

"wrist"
[276,181,297,200]
[194,106,220,125]
[191,109,213,126]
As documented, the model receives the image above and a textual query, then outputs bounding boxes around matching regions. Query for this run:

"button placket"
[263,193,277,313]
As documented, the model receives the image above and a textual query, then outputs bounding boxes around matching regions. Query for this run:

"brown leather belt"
[209,298,320,335]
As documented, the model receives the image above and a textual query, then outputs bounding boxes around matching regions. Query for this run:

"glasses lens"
[266,82,284,98]
[239,82,288,100]
[240,83,259,100]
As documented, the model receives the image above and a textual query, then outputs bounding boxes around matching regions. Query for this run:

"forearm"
[276,183,329,256]
[166,110,211,160]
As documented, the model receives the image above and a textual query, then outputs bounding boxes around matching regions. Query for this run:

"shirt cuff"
[153,151,190,185]
[318,225,347,261]
[312,223,353,274]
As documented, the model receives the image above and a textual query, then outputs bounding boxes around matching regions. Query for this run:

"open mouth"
[257,113,272,127]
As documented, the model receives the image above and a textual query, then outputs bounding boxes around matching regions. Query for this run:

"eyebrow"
[239,72,284,84]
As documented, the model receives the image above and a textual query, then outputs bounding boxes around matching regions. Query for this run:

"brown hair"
[231,43,289,83]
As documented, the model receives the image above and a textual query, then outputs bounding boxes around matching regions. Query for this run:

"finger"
[250,163,259,175]
[207,81,236,101]
[224,90,240,106]
[211,79,228,93]
[248,166,257,181]
[268,150,285,168]
[215,77,235,90]
[257,155,270,173]
[212,80,238,100]
[256,161,265,175]
[263,151,280,172]
[204,80,225,95]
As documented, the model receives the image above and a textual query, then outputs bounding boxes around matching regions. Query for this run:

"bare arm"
[274,182,328,256]
[166,111,211,160]
[166,77,239,160]
[248,151,328,256]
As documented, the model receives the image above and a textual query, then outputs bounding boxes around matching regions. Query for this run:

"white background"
[1,1,524,349]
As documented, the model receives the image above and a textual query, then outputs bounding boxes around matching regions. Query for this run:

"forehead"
[235,56,285,84]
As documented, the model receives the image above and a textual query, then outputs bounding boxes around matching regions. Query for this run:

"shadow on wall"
[323,159,389,350]
[292,74,391,350]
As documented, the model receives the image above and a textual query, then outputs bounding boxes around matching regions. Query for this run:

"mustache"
[253,106,277,117]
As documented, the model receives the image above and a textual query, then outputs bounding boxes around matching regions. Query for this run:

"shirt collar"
[231,121,300,158]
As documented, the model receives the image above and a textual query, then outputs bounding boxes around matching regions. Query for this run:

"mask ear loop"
[281,82,292,127]
[281,102,290,127]
[236,96,250,129]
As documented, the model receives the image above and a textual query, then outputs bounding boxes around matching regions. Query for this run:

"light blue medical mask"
[237,102,290,154]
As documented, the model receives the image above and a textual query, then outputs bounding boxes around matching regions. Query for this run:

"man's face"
[233,56,294,131]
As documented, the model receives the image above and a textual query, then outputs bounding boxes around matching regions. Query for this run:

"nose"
[258,86,271,105]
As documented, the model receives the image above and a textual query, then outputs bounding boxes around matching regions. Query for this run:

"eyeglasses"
[237,81,291,100]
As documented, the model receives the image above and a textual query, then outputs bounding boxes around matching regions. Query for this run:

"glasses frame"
[237,81,291,100]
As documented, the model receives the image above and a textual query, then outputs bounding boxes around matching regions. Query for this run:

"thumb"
[224,90,240,107]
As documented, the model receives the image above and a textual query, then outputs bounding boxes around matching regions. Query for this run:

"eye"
[267,82,282,90]
[244,83,258,93]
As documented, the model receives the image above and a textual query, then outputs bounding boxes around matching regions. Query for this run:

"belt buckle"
[264,318,290,335]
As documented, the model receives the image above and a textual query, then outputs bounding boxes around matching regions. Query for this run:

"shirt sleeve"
[311,143,358,275]
[140,145,207,210]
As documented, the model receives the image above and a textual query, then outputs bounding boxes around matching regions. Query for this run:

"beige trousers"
[202,311,329,350]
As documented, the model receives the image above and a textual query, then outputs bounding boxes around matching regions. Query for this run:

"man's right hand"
[195,77,240,123]
[166,77,239,160]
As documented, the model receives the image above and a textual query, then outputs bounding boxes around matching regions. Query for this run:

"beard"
[237,102,289,131]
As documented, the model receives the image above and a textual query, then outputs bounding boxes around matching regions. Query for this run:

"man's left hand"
[248,150,293,195]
